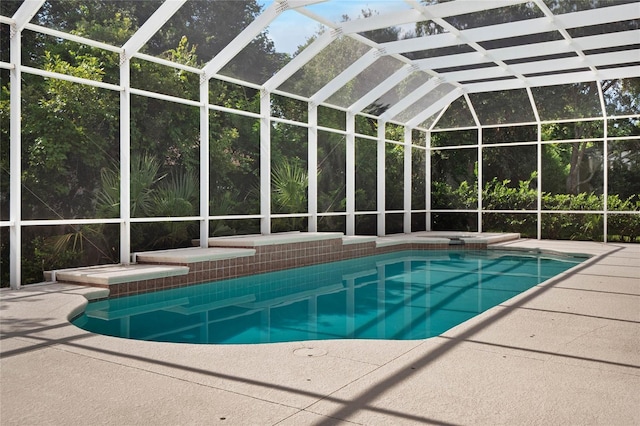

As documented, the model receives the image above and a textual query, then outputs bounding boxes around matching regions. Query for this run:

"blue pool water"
[72,250,584,344]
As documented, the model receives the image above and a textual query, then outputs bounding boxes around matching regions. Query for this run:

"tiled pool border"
[74,238,489,298]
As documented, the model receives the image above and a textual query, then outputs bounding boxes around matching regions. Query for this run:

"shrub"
[431,176,640,242]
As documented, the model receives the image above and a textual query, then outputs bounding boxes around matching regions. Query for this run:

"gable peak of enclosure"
[2,0,639,288]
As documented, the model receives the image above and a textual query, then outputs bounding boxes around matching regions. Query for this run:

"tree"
[1,0,282,283]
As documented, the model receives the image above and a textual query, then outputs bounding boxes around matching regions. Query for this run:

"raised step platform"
[342,235,377,245]
[52,264,189,286]
[134,247,256,264]
[50,247,258,289]
[203,231,344,248]
[375,231,520,247]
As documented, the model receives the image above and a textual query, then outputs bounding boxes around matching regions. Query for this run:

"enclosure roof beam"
[413,30,640,71]
[554,2,640,29]
[381,3,638,57]
[464,65,640,94]
[408,0,529,89]
[422,0,527,18]
[203,1,282,79]
[340,0,525,35]
[309,48,381,106]
[533,0,599,76]
[286,0,330,8]
[4,0,639,128]
[380,78,441,122]
[347,64,415,115]
[406,88,463,129]
[11,0,45,31]
[382,32,457,56]
[263,30,336,92]
[441,68,514,84]
[340,9,424,35]
[121,0,186,60]
[509,51,635,75]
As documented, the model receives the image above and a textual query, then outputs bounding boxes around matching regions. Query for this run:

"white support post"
[199,75,210,246]
[260,89,272,235]
[425,131,432,231]
[308,104,318,232]
[603,116,608,243]
[597,80,608,243]
[526,87,542,240]
[465,93,482,233]
[9,24,22,288]
[477,127,483,233]
[8,0,46,287]
[403,126,412,233]
[537,121,543,240]
[346,113,356,235]
[377,120,386,236]
[120,54,131,264]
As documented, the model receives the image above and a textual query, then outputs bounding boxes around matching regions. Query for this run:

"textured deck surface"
[1,239,638,425]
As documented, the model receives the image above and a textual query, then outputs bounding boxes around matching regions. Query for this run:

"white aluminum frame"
[2,0,639,288]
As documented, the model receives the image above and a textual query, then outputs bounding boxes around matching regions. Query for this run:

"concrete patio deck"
[1,239,638,425]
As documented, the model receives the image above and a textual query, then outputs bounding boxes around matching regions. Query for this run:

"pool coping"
[2,238,638,425]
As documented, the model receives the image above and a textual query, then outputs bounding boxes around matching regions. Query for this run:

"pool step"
[48,231,522,296]
[134,247,256,264]
[51,264,189,286]
[49,247,256,288]
[201,231,345,248]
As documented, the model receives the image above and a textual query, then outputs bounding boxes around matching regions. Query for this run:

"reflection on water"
[72,250,583,344]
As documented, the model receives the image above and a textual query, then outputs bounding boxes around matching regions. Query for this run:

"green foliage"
[317,132,347,216]
[18,155,201,284]
[271,158,309,232]
[433,176,640,242]
[385,143,404,210]
[3,1,640,285]
[608,210,640,243]
[272,158,308,214]
[152,171,199,218]
[354,138,377,213]
[483,173,538,210]
[542,191,601,210]
[483,213,537,238]
[96,154,199,251]
[20,52,120,218]
[21,236,82,285]
[210,193,245,237]
[432,180,477,210]
[208,112,260,216]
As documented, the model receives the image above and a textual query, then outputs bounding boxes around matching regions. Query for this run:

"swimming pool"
[72,250,585,344]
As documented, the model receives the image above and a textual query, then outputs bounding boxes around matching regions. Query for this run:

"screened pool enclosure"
[1,0,639,287]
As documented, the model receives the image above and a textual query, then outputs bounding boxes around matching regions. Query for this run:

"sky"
[257,0,409,54]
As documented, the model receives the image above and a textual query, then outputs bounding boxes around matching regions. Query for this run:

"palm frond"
[272,159,308,213]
